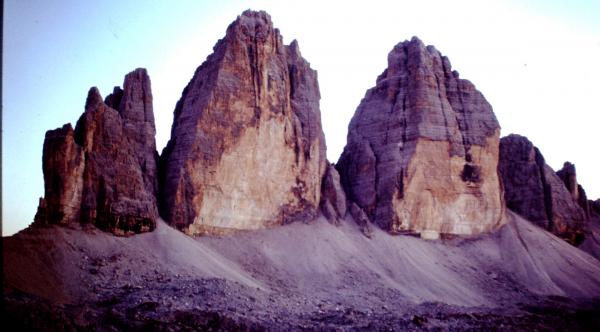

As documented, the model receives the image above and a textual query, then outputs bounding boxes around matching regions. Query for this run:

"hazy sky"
[3,0,599,235]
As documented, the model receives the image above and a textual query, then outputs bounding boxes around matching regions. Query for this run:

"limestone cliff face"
[35,68,159,235]
[337,37,505,238]
[498,134,586,244]
[160,11,327,235]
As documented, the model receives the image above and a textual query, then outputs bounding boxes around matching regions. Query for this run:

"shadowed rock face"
[320,163,347,224]
[160,10,327,235]
[34,68,158,235]
[337,37,505,238]
[499,134,586,244]
[557,162,591,218]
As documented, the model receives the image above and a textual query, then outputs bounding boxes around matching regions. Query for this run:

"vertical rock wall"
[35,69,159,235]
[337,37,505,238]
[160,11,327,235]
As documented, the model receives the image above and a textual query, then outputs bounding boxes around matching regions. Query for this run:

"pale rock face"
[337,37,505,238]
[35,68,159,235]
[160,10,327,235]
[390,135,504,236]
[35,124,85,225]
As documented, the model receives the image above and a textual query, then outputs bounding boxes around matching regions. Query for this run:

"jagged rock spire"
[35,68,159,235]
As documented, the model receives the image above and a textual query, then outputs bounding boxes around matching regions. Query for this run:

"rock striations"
[498,134,586,244]
[159,10,327,235]
[337,37,505,239]
[34,68,159,235]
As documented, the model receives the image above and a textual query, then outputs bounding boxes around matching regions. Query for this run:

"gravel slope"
[3,211,600,330]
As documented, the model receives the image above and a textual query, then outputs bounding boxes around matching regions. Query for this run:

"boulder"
[336,37,505,238]
[159,10,327,235]
[34,68,158,235]
[320,163,347,224]
[349,203,373,238]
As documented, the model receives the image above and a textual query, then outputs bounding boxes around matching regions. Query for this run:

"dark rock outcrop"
[336,37,505,239]
[497,135,551,229]
[556,162,578,199]
[556,162,591,218]
[498,134,586,244]
[159,10,327,235]
[349,203,373,238]
[34,68,158,235]
[320,163,347,224]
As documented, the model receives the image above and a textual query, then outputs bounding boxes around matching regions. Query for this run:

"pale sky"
[3,0,599,235]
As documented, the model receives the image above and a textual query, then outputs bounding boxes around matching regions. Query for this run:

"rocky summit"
[159,10,327,235]
[337,37,505,239]
[34,68,159,235]
[499,134,587,244]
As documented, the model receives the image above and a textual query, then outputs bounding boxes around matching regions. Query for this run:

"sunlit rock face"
[34,68,159,235]
[160,10,327,235]
[499,135,587,244]
[337,37,505,238]
[35,124,85,226]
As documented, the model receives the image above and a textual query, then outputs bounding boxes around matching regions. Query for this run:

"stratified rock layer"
[160,11,326,235]
[498,134,586,244]
[35,68,158,235]
[337,37,505,238]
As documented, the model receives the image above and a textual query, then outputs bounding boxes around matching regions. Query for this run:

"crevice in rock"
[434,73,452,142]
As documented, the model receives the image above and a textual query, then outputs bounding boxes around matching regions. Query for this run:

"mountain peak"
[338,36,504,238]
[159,10,326,235]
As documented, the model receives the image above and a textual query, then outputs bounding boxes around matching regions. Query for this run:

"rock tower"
[160,11,327,235]
[337,37,505,238]
[35,68,159,235]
